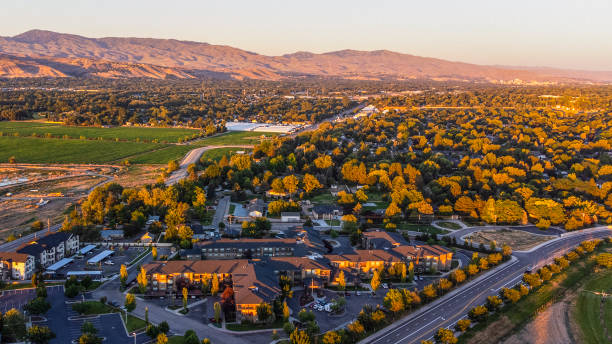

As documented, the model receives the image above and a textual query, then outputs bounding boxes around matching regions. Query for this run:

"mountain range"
[1,29,611,83]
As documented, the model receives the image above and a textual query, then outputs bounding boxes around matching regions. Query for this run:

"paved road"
[212,195,230,230]
[364,227,612,344]
[165,145,254,186]
[0,223,62,252]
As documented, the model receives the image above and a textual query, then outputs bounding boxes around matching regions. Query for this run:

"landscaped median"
[446,237,612,344]
[295,246,516,344]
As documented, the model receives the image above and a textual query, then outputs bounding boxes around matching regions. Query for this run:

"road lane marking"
[396,316,443,343]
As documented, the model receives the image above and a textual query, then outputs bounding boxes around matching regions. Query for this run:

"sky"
[3,0,612,71]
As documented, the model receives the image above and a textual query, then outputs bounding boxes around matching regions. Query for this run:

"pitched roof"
[17,232,73,256]
[198,238,297,250]
[325,249,403,263]
[0,252,31,263]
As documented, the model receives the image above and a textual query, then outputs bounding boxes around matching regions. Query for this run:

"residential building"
[100,230,124,241]
[0,252,35,280]
[280,212,301,222]
[361,230,407,249]
[325,250,404,275]
[311,204,343,220]
[17,232,79,268]
[198,238,297,259]
[392,245,454,272]
[247,199,265,218]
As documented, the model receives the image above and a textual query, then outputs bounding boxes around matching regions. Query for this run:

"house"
[280,212,301,222]
[325,250,404,276]
[329,185,349,197]
[247,199,265,218]
[312,204,343,220]
[17,232,79,268]
[146,216,160,226]
[100,230,124,241]
[361,230,407,250]
[198,238,297,259]
[392,245,454,272]
[0,252,35,280]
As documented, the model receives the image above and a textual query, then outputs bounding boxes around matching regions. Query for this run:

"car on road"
[382,283,388,289]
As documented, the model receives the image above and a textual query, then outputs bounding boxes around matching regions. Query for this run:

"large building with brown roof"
[0,252,34,280]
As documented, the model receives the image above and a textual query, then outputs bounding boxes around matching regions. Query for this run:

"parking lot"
[0,285,64,312]
[52,246,148,279]
[287,289,386,332]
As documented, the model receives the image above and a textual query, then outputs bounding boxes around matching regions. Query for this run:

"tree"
[450,269,466,284]
[211,273,219,296]
[182,287,188,310]
[27,325,56,344]
[455,319,471,332]
[422,284,437,300]
[183,330,199,344]
[290,328,310,344]
[256,302,273,323]
[214,302,222,323]
[523,273,542,288]
[152,246,158,260]
[283,300,290,321]
[24,297,51,315]
[283,175,300,195]
[468,305,488,322]
[79,333,103,344]
[322,330,341,344]
[502,287,521,303]
[485,295,503,311]
[337,270,346,291]
[137,266,148,293]
[125,293,136,312]
[2,308,26,342]
[371,269,381,294]
[502,245,512,257]
[467,264,479,276]
[434,328,458,344]
[120,264,128,288]
[157,333,168,344]
[408,262,415,282]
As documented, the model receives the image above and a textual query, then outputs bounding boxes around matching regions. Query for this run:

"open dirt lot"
[0,198,73,240]
[114,165,162,188]
[501,297,578,344]
[464,228,553,251]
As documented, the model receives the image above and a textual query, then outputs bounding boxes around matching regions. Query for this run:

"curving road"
[363,227,612,344]
[165,145,253,186]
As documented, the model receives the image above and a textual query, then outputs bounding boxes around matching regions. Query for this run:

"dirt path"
[501,295,578,344]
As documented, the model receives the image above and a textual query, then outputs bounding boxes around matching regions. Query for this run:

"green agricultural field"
[200,147,251,161]
[0,136,169,164]
[125,145,194,164]
[193,131,280,146]
[0,121,200,143]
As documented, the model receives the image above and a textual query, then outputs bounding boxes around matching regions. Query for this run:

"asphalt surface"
[364,227,612,344]
[165,145,253,186]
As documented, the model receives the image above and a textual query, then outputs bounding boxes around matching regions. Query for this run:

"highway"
[364,227,611,344]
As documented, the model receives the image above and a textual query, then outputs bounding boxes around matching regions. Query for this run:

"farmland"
[192,131,280,146]
[0,121,200,143]
[0,136,168,164]
[200,147,252,162]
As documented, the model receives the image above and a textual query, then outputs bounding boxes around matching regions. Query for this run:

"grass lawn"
[229,204,236,215]
[125,314,147,332]
[436,221,463,230]
[574,268,612,344]
[397,223,449,235]
[0,136,170,164]
[0,121,200,143]
[193,131,279,146]
[199,147,252,161]
[309,192,335,203]
[326,219,341,226]
[72,301,115,315]
[226,319,284,331]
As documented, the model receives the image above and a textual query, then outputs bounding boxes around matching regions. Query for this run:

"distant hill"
[1,29,611,83]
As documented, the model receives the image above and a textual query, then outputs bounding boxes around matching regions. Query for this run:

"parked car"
[382,283,388,289]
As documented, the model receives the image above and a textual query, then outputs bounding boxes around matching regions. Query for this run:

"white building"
[0,252,35,280]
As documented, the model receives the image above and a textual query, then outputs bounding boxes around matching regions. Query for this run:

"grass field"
[200,147,252,161]
[193,131,279,146]
[125,145,193,164]
[0,136,172,164]
[397,223,449,235]
[436,221,463,230]
[0,121,200,143]
[575,268,612,344]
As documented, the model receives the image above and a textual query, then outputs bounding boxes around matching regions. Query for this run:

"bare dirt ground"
[465,228,553,251]
[115,165,162,187]
[501,299,577,344]
[4,174,106,198]
[0,198,73,240]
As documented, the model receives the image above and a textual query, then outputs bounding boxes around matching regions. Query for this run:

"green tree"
[214,302,222,323]
[2,308,27,342]
[256,302,273,323]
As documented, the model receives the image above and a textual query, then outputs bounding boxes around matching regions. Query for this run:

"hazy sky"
[3,0,612,70]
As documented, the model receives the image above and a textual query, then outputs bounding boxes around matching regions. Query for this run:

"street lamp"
[132,331,136,344]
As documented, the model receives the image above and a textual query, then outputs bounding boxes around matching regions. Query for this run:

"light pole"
[132,331,136,344]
